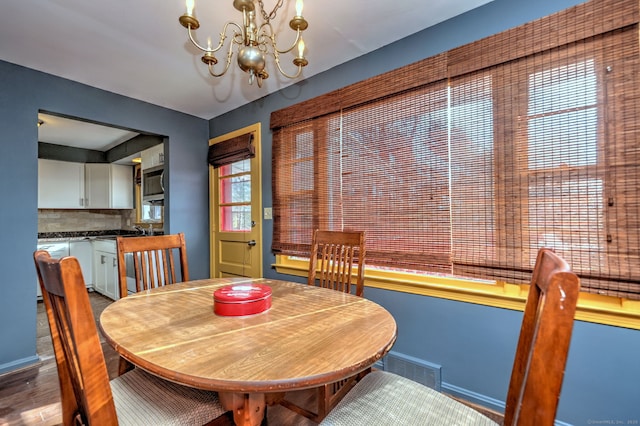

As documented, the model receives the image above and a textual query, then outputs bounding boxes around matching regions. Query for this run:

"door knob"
[247,240,256,247]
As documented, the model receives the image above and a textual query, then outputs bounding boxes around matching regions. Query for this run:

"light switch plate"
[264,207,273,220]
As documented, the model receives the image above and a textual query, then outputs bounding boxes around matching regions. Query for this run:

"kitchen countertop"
[37,229,163,243]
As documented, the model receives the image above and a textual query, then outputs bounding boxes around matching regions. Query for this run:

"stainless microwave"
[142,165,164,204]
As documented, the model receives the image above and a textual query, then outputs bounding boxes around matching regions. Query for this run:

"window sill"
[274,255,640,330]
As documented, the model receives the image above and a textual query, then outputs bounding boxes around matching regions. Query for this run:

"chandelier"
[179,0,308,88]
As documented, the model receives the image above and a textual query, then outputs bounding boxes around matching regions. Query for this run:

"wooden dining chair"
[116,232,189,298]
[280,229,367,422]
[33,250,229,426]
[319,247,581,426]
[308,229,366,297]
[115,233,190,375]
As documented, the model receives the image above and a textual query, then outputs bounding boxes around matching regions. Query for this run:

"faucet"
[134,225,153,236]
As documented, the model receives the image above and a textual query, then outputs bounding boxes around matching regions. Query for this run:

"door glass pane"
[219,159,252,232]
[220,205,251,231]
[219,159,250,176]
[220,174,251,203]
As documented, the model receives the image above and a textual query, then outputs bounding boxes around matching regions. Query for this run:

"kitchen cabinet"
[38,159,133,209]
[38,159,85,208]
[141,144,164,170]
[110,164,134,208]
[69,240,93,287]
[85,164,110,208]
[85,163,134,209]
[92,239,119,300]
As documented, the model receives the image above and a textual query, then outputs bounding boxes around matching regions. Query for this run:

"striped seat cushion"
[111,368,227,425]
[320,371,498,426]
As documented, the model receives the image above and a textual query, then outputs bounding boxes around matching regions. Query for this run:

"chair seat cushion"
[320,371,498,426]
[111,368,226,425]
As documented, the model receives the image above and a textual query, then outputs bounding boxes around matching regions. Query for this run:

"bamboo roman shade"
[208,132,254,168]
[271,0,640,300]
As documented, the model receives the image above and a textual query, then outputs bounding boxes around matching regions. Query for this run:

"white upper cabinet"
[109,164,134,208]
[38,159,85,208]
[85,163,110,208]
[38,159,133,209]
[140,144,164,170]
[85,163,133,209]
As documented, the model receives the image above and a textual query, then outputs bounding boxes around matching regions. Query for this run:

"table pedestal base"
[219,392,266,426]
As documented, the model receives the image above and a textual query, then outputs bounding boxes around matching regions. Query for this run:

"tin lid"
[213,284,272,303]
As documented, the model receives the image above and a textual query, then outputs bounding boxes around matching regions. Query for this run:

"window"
[450,75,495,272]
[135,164,163,224]
[450,50,608,287]
[271,0,640,301]
[523,60,604,271]
[219,160,252,232]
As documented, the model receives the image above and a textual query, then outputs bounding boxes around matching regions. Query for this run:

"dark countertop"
[38,229,142,240]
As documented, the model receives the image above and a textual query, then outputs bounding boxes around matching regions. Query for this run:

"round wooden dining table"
[99,278,397,426]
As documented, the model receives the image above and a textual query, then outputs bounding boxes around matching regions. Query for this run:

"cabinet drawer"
[92,239,117,254]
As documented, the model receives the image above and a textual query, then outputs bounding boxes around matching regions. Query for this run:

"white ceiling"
[4,0,492,149]
[38,113,139,151]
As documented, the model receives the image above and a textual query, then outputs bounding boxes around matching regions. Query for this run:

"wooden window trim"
[275,255,640,330]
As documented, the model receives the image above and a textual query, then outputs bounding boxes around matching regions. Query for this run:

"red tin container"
[213,284,272,316]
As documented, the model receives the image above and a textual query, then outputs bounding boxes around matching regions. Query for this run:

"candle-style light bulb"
[298,38,305,57]
[186,0,195,16]
[295,0,303,16]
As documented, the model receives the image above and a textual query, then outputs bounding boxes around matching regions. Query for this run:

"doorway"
[209,123,263,278]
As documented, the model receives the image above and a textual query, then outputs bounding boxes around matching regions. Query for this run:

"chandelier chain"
[258,0,284,23]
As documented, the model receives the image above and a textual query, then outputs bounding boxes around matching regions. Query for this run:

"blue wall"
[209,0,640,424]
[1,0,638,424]
[0,61,210,372]
[366,288,640,425]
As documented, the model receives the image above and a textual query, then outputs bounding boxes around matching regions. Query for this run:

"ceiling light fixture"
[179,0,308,88]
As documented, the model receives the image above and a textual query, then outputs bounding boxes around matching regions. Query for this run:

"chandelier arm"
[215,22,244,52]
[275,30,301,54]
[207,41,236,77]
[272,52,304,79]
[259,23,301,55]
[186,26,210,52]
[187,22,243,53]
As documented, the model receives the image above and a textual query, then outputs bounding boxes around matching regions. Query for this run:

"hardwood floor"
[0,292,316,426]
[1,291,502,426]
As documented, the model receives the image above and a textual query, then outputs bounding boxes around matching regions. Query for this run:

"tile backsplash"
[38,209,136,233]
